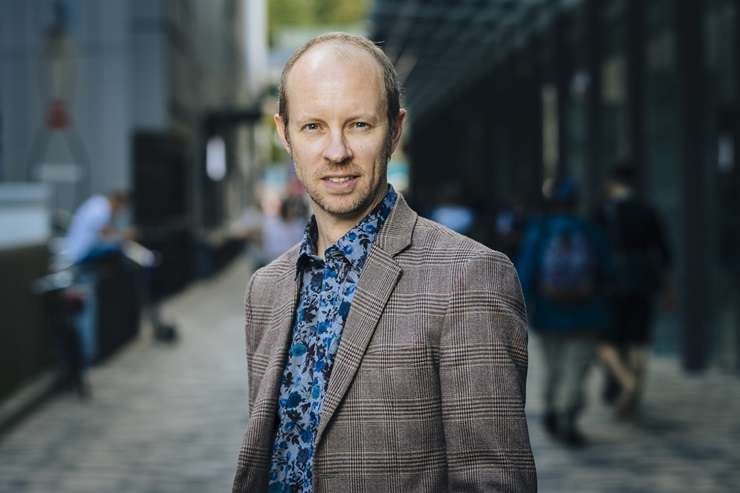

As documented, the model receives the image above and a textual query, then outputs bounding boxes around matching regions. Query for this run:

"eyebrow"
[294,114,380,125]
[348,114,379,123]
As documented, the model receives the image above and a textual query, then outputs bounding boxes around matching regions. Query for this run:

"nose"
[323,129,352,164]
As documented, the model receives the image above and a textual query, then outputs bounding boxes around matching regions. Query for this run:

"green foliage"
[268,0,369,43]
[269,0,314,28]
[314,0,368,24]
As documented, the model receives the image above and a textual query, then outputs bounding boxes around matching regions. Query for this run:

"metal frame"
[370,0,582,119]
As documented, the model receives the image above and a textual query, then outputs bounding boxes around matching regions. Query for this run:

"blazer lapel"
[315,194,417,445]
[315,248,401,444]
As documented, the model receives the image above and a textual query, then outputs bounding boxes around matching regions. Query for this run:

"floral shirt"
[268,186,397,493]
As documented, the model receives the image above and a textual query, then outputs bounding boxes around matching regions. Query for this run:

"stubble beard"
[307,159,388,220]
[294,129,394,221]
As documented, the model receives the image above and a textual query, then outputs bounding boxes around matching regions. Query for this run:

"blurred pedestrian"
[261,195,308,265]
[428,184,476,235]
[493,197,528,261]
[61,190,132,365]
[233,32,536,492]
[517,177,613,447]
[597,161,673,416]
[63,190,176,366]
[62,190,132,265]
[234,194,308,268]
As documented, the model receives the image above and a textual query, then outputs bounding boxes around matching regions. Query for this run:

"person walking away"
[597,162,673,416]
[261,195,308,264]
[518,177,614,447]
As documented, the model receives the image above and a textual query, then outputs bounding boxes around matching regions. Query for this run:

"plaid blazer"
[233,194,537,492]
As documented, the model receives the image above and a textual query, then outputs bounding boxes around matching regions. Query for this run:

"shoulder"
[87,195,111,212]
[409,216,514,270]
[411,219,527,323]
[246,243,300,300]
[76,195,110,218]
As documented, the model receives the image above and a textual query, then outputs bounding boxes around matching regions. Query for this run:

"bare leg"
[597,343,636,416]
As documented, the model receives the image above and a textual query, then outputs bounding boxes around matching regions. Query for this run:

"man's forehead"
[286,41,383,88]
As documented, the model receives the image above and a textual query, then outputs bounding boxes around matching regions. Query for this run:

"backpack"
[538,222,595,302]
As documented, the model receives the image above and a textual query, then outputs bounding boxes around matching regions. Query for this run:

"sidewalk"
[0,259,738,492]
[0,259,252,493]
[526,337,740,492]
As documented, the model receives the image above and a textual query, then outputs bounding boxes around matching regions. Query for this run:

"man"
[61,191,132,366]
[62,190,131,265]
[233,32,536,492]
[64,190,175,357]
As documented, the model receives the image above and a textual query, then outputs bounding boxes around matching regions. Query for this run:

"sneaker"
[560,412,587,448]
[154,324,178,343]
[560,426,587,448]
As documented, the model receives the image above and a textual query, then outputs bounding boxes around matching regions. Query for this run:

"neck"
[312,186,387,257]
[314,218,349,257]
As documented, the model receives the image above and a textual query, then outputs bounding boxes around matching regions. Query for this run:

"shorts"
[607,294,655,345]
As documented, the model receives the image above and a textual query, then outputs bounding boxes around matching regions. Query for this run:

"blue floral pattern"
[268,186,397,493]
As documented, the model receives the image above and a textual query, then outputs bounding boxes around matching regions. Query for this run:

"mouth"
[321,175,360,192]
[323,176,358,183]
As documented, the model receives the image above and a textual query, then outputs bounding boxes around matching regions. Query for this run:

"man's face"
[275,44,404,224]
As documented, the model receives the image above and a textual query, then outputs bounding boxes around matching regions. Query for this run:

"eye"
[352,121,370,129]
[301,122,320,131]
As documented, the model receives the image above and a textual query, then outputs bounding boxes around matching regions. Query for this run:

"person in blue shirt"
[517,177,614,446]
[61,191,132,366]
[62,191,131,265]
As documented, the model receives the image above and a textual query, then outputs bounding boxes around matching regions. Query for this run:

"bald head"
[277,32,402,138]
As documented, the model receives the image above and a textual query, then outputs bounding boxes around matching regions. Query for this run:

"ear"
[389,109,407,154]
[274,114,291,154]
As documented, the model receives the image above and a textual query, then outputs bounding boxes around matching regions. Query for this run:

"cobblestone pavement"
[0,260,252,493]
[1,259,739,492]
[526,338,740,493]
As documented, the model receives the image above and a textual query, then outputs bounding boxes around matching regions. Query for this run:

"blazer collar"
[295,185,399,276]
[374,192,417,258]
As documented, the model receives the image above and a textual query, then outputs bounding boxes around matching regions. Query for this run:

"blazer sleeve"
[243,272,258,411]
[440,251,537,492]
[233,272,263,493]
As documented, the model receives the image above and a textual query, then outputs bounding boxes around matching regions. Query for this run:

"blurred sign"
[718,135,735,173]
[207,137,227,181]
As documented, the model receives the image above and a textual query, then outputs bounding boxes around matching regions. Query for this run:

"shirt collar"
[296,185,397,274]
